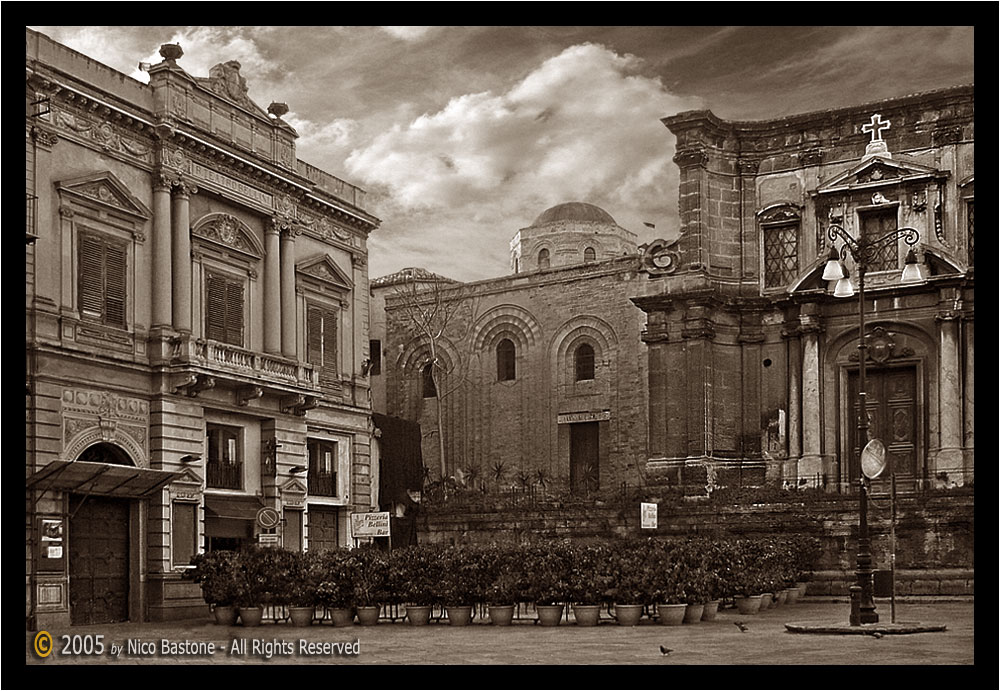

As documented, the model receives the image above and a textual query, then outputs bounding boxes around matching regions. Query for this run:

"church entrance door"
[847,365,919,491]
[570,422,599,495]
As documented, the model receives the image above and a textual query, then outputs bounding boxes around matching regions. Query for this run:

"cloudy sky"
[30,26,974,282]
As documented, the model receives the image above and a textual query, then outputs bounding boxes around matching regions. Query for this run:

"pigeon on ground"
[871,631,884,639]
[659,645,673,656]
[734,621,749,632]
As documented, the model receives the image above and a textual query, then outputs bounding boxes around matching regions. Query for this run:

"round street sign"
[256,506,280,530]
[861,439,887,479]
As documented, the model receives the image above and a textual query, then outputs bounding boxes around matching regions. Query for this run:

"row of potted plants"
[187,535,819,627]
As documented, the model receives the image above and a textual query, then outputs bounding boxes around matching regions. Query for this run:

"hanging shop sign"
[641,502,658,530]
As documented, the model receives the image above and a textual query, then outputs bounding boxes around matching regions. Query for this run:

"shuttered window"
[204,272,244,346]
[78,231,128,328]
[307,305,338,385]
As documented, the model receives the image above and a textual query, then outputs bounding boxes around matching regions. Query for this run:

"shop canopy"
[204,494,265,521]
[26,460,182,499]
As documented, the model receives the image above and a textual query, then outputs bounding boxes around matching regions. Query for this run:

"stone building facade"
[373,203,649,494]
[26,29,380,628]
[632,84,974,493]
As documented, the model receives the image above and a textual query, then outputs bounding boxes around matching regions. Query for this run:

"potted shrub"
[680,566,712,624]
[441,545,484,625]
[481,542,521,626]
[287,551,324,626]
[567,542,612,626]
[651,553,686,627]
[235,547,275,626]
[392,545,441,625]
[349,546,388,625]
[187,550,241,626]
[317,549,356,626]
[524,543,570,626]
[609,539,654,626]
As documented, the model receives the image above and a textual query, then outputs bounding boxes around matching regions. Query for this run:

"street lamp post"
[822,223,921,626]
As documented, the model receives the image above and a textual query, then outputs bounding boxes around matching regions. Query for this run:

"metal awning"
[204,494,265,521]
[26,461,183,499]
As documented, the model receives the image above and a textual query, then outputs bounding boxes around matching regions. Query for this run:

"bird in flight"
[734,621,749,632]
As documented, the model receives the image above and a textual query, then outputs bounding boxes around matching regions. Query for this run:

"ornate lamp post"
[822,223,921,625]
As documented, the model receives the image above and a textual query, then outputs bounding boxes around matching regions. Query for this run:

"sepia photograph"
[25,24,974,676]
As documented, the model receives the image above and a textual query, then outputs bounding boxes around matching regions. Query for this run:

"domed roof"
[532,201,616,226]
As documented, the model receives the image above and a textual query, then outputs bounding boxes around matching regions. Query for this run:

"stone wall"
[416,490,974,595]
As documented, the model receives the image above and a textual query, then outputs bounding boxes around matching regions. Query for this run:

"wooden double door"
[847,365,920,488]
[69,495,130,625]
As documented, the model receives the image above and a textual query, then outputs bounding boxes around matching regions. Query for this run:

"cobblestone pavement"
[26,599,973,666]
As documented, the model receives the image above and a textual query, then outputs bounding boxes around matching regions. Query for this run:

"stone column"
[798,317,823,487]
[263,222,282,354]
[784,327,802,477]
[936,310,964,478]
[170,180,196,334]
[151,173,173,329]
[962,317,973,483]
[280,227,298,359]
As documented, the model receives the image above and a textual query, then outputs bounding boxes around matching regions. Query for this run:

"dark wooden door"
[848,365,918,488]
[570,422,600,495]
[307,506,340,553]
[69,496,130,625]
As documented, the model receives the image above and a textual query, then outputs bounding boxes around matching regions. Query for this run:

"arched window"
[421,362,437,398]
[583,247,596,263]
[538,248,550,271]
[496,338,516,381]
[575,343,595,381]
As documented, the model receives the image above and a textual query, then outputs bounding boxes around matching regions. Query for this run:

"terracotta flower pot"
[614,604,644,626]
[785,587,801,605]
[289,606,314,627]
[775,589,788,607]
[238,606,262,627]
[683,603,705,624]
[446,605,473,626]
[213,604,238,626]
[406,605,432,625]
[760,593,774,609]
[701,600,720,621]
[657,603,686,626]
[797,581,809,598]
[734,595,762,615]
[536,604,564,626]
[572,604,601,626]
[356,605,380,626]
[328,607,354,627]
[488,605,515,626]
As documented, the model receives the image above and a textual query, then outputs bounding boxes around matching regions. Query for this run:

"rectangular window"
[284,509,303,552]
[307,439,338,497]
[307,305,338,385]
[762,222,799,289]
[204,271,244,346]
[172,502,198,567]
[206,425,243,490]
[860,207,899,272]
[369,339,382,376]
[78,230,128,327]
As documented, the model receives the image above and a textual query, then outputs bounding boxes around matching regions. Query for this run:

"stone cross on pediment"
[862,113,891,143]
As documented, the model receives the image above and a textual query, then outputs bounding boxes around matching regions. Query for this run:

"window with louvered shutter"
[307,305,338,385]
[78,231,128,327]
[205,271,244,346]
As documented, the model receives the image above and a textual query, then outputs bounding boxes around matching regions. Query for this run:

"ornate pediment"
[192,213,264,258]
[55,172,151,219]
[297,254,354,291]
[815,157,944,196]
[169,467,204,500]
[279,477,307,507]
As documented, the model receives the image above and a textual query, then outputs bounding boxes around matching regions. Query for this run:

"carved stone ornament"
[911,190,927,212]
[849,326,915,364]
[673,148,709,169]
[208,61,252,108]
[801,148,823,166]
[759,206,801,224]
[738,158,760,175]
[640,238,681,276]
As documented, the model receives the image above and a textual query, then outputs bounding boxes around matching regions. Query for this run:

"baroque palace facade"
[376,85,974,501]
[26,29,380,627]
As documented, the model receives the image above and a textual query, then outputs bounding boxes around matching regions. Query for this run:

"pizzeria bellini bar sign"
[350,512,391,538]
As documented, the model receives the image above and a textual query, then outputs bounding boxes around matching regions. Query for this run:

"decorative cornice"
[673,148,709,169]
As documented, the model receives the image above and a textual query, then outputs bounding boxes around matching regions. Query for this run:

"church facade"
[373,203,649,495]
[633,84,974,493]
[26,29,380,628]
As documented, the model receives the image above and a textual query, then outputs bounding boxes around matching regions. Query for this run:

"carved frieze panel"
[52,105,153,164]
[192,213,264,258]
[61,388,150,466]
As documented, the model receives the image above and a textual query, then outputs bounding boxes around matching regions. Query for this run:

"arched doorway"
[69,443,133,625]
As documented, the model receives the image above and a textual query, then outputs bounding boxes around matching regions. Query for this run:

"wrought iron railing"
[206,460,243,490]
